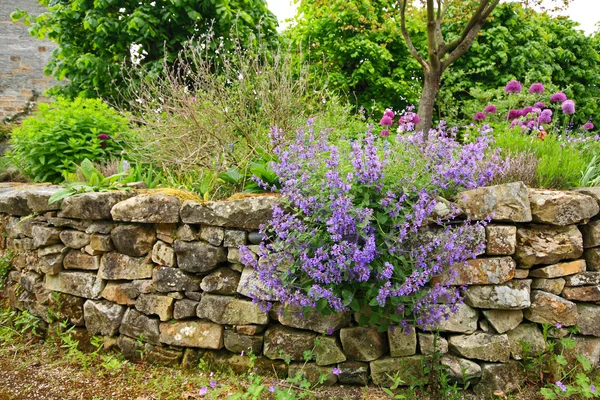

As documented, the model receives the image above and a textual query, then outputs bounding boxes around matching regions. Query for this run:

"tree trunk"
[417,70,442,136]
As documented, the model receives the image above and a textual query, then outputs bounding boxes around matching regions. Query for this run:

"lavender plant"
[240,117,502,330]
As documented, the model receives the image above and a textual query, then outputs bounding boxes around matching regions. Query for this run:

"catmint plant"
[240,116,502,330]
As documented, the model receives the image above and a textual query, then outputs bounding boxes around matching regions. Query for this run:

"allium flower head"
[522,106,534,115]
[384,109,395,119]
[550,92,567,103]
[507,109,522,120]
[412,114,421,124]
[505,80,523,94]
[535,102,546,109]
[529,82,545,93]
[539,109,552,124]
[380,115,393,126]
[98,133,110,140]
[474,112,486,122]
[584,122,594,130]
[562,100,575,115]
[484,105,497,114]
[380,129,390,137]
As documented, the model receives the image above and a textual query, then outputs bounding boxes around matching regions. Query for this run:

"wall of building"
[2,182,600,398]
[0,0,58,121]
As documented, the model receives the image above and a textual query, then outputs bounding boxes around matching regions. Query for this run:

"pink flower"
[484,105,497,114]
[535,102,546,109]
[550,92,567,103]
[529,83,545,93]
[474,112,486,122]
[332,367,342,376]
[412,114,420,124]
[198,386,208,396]
[209,380,217,388]
[505,80,522,94]
[380,115,393,126]
[584,122,594,130]
[384,109,395,119]
[562,100,575,115]
[98,133,110,140]
[556,381,567,392]
[380,129,390,137]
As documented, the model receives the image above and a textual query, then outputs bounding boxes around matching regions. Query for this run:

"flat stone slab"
[174,240,227,273]
[370,356,426,387]
[263,326,317,361]
[111,194,181,224]
[83,300,125,336]
[98,253,154,280]
[340,327,388,362]
[481,310,523,334]
[60,191,134,220]
[565,272,600,286]
[465,279,531,310]
[529,260,586,278]
[433,256,515,286]
[44,271,105,299]
[529,189,599,226]
[180,195,280,229]
[562,286,600,302]
[433,303,478,333]
[485,225,517,255]
[577,304,600,337]
[278,306,350,334]
[159,321,223,349]
[448,332,510,362]
[524,290,578,326]
[456,182,532,222]
[515,224,583,268]
[197,294,269,325]
[119,308,160,345]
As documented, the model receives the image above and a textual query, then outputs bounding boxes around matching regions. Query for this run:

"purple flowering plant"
[240,117,502,330]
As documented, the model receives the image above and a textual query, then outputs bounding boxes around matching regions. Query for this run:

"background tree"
[11,0,278,101]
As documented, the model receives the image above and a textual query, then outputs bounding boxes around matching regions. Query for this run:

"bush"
[9,98,130,183]
[240,116,502,329]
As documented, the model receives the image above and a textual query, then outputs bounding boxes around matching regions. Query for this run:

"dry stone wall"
[2,181,600,398]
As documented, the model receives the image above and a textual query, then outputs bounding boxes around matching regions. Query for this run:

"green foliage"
[49,159,133,203]
[439,2,600,126]
[9,98,130,183]
[492,124,600,189]
[288,0,425,116]
[11,0,278,101]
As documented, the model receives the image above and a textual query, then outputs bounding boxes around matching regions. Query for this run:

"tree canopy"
[12,0,279,100]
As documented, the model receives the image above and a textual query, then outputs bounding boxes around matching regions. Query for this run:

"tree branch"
[426,0,441,70]
[398,0,428,70]
[441,0,500,69]
[440,0,490,58]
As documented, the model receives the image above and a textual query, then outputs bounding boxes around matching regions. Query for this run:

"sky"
[266,0,600,34]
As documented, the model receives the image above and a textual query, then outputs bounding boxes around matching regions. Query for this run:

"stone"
[135,294,174,321]
[111,194,181,223]
[44,271,105,299]
[39,252,66,275]
[199,226,225,246]
[159,320,223,349]
[418,333,448,355]
[175,224,198,241]
[279,306,351,334]
[574,187,600,205]
[565,272,600,286]
[515,224,583,268]
[174,240,227,273]
[181,348,202,369]
[370,356,427,387]
[120,308,161,345]
[25,186,64,213]
[197,294,269,325]
[89,234,113,252]
[584,248,600,271]
[117,334,145,361]
[524,290,578,326]
[417,224,486,257]
[433,256,515,286]
[200,267,240,295]
[145,346,184,367]
[312,336,346,366]
[223,230,247,247]
[180,196,280,229]
[448,332,510,362]
[152,267,201,293]
[49,292,86,327]
[473,361,526,398]
[185,291,203,301]
[63,250,101,271]
[100,282,136,306]
[529,189,599,226]
[288,363,337,386]
[577,304,600,337]
[263,325,317,361]
[465,279,531,310]
[49,217,92,231]
[514,269,529,279]
[111,224,156,257]
[224,330,263,354]
[98,253,154,280]
[440,355,482,384]
[31,225,61,248]
[485,225,517,255]
[151,241,176,267]
[247,231,263,244]
[337,361,369,385]
[481,310,523,334]
[388,326,417,357]
[529,260,586,278]
[531,278,566,295]
[83,300,126,336]
[202,351,288,376]
[562,286,600,302]
[0,187,33,215]
[340,326,388,362]
[227,247,244,264]
[457,182,532,222]
[173,299,199,319]
[556,336,600,365]
[60,192,133,220]
[506,323,546,360]
[236,266,277,301]
[434,303,479,333]
[85,221,114,235]
[19,271,41,293]
[59,230,90,249]
[582,220,600,248]
[121,280,153,298]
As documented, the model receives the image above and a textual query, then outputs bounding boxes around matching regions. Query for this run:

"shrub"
[9,98,130,183]
[240,117,502,329]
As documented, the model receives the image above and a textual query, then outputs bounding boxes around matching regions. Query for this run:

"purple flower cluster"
[240,117,502,329]
[505,80,523,94]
